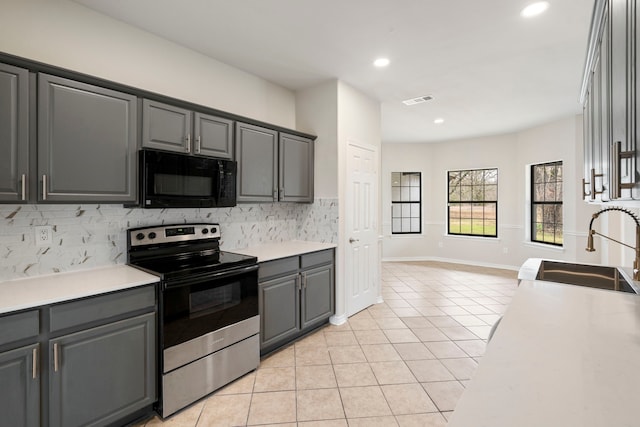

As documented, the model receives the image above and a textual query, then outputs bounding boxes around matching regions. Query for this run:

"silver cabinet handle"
[186,133,191,152]
[196,135,201,153]
[302,272,307,289]
[21,174,26,201]
[32,347,37,379]
[53,343,59,372]
[42,175,47,201]
[273,189,278,201]
[349,237,359,243]
[296,275,301,291]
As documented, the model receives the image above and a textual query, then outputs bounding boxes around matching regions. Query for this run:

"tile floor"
[136,260,518,427]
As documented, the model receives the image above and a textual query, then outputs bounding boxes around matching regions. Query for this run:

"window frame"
[530,161,563,247]
[447,168,498,238]
[391,171,422,235]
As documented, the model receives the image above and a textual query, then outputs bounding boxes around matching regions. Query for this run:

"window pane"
[392,204,401,217]
[392,218,402,233]
[410,187,420,201]
[484,203,497,221]
[545,183,556,201]
[402,204,411,217]
[485,184,497,201]
[392,187,400,201]
[391,172,401,187]
[410,218,420,232]
[461,185,472,201]
[531,161,562,246]
[411,203,420,217]
[556,182,563,201]
[484,220,497,236]
[461,171,472,185]
[533,165,544,184]
[401,173,411,186]
[410,174,420,186]
[449,186,460,201]
[534,184,545,202]
[484,169,498,184]
[401,187,410,201]
[402,218,411,232]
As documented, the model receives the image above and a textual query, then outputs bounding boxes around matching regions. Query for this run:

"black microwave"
[137,149,236,208]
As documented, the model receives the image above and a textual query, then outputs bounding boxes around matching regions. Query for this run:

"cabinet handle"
[273,189,278,201]
[53,343,59,372]
[296,275,302,291]
[302,272,307,289]
[186,133,191,152]
[42,175,48,201]
[32,347,37,379]
[196,135,201,153]
[611,142,620,199]
[280,187,285,197]
[21,174,27,201]
[590,168,603,200]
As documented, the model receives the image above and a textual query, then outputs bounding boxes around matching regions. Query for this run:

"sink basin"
[536,260,638,294]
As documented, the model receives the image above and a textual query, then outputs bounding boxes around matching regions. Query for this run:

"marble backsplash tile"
[0,198,338,281]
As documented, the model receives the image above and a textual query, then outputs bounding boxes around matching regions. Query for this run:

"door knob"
[349,237,359,243]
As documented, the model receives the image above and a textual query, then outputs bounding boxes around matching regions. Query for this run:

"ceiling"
[75,0,594,144]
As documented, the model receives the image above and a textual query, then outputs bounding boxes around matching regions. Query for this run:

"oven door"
[161,264,259,372]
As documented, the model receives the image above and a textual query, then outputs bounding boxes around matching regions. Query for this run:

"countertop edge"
[228,240,337,262]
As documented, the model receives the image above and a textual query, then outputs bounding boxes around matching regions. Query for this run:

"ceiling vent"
[402,95,433,106]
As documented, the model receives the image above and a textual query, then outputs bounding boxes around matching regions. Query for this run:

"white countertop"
[0,265,159,315]
[448,279,640,427]
[229,240,336,262]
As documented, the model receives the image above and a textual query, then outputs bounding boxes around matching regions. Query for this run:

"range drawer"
[0,310,39,347]
[50,285,155,333]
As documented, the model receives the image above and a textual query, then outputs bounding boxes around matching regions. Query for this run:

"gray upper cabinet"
[236,123,314,203]
[38,74,137,203]
[142,99,192,153]
[194,112,234,159]
[0,63,29,202]
[279,133,314,203]
[236,122,279,202]
[582,0,639,202]
[142,99,234,159]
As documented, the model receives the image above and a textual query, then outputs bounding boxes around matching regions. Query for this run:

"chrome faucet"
[586,207,640,281]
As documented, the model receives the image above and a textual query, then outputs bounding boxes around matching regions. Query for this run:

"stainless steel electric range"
[127,223,259,418]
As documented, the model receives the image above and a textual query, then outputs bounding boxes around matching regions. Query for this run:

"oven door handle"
[163,264,259,289]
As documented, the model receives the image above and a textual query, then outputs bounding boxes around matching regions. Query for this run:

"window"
[531,161,563,246]
[448,168,498,237]
[391,172,421,234]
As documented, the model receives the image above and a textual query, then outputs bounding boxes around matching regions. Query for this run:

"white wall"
[0,0,296,128]
[382,115,601,270]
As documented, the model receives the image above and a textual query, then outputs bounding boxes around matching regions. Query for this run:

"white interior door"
[345,142,379,316]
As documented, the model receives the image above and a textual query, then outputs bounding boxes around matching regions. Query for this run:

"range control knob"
[148,232,157,239]
[202,228,209,234]
[211,227,217,234]
[135,232,145,241]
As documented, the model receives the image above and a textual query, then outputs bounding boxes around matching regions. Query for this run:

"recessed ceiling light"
[434,118,444,124]
[373,57,390,68]
[521,1,549,18]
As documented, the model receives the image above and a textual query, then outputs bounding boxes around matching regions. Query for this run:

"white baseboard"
[329,313,348,325]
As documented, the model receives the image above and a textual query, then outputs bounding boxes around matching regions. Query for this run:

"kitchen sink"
[536,260,638,294]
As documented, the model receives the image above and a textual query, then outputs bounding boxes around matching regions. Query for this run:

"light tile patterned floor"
[137,261,518,427]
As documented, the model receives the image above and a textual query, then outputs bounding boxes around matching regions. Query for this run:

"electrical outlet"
[35,226,53,246]
[438,241,443,248]
[503,247,509,254]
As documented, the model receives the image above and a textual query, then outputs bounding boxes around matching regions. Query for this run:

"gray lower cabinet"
[236,123,315,203]
[142,99,234,159]
[38,73,138,203]
[259,249,334,354]
[0,344,40,427]
[0,62,30,202]
[48,313,156,427]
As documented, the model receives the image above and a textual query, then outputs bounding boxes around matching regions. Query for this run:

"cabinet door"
[38,74,137,203]
[279,133,314,202]
[142,99,192,153]
[0,344,40,427]
[259,274,300,352]
[236,122,278,202]
[194,113,234,159]
[0,63,29,202]
[300,264,334,330]
[608,0,632,199]
[49,313,156,427]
